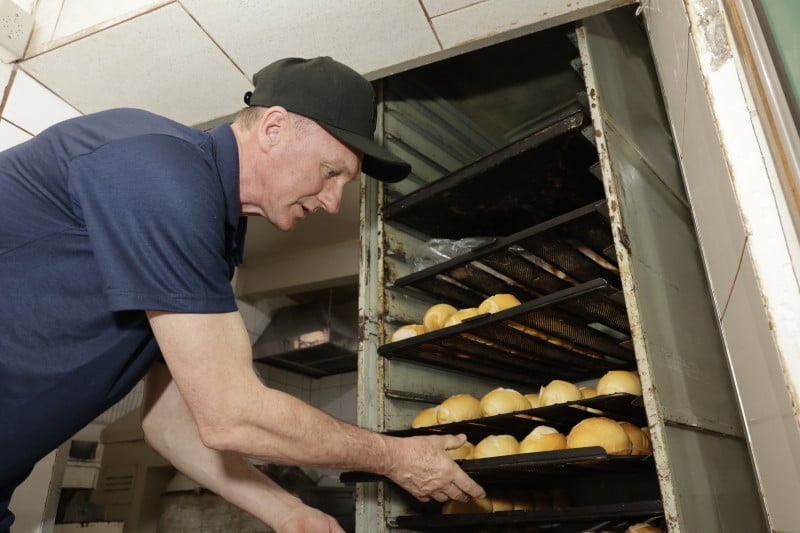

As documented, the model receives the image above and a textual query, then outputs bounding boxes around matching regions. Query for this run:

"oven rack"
[379,279,635,388]
[392,200,620,309]
[341,446,655,485]
[393,499,665,533]
[385,392,646,441]
[383,110,604,240]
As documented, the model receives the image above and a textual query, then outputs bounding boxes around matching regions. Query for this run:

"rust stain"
[594,128,602,138]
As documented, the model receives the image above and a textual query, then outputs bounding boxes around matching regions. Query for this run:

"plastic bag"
[410,237,495,272]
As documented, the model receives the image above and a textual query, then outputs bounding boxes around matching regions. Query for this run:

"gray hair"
[233,106,316,140]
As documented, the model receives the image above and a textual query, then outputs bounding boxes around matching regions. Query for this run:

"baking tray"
[341,446,655,485]
[383,110,604,239]
[393,201,620,308]
[393,499,664,532]
[380,280,635,388]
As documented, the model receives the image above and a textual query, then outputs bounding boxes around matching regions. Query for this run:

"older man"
[0,57,483,532]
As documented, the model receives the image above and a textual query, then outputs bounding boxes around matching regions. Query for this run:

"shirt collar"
[209,123,247,267]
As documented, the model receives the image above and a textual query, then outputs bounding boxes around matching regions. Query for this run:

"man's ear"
[257,106,289,151]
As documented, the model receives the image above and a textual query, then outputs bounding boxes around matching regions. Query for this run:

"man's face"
[246,116,362,231]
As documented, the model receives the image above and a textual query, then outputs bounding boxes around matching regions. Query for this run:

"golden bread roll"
[441,497,493,514]
[519,425,567,453]
[524,392,540,408]
[447,441,475,460]
[411,406,439,428]
[423,303,458,332]
[436,393,481,424]
[580,386,597,399]
[618,421,652,455]
[472,434,520,459]
[566,417,632,455]
[443,307,480,327]
[596,370,642,396]
[539,379,582,407]
[512,497,535,511]
[479,387,531,417]
[489,494,514,512]
[477,293,521,314]
[390,324,426,342]
[625,524,663,533]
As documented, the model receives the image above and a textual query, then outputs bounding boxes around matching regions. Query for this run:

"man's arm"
[145,310,484,503]
[141,362,344,532]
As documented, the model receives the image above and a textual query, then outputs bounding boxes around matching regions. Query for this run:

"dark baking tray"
[341,446,655,484]
[383,110,604,239]
[393,201,620,308]
[393,499,664,532]
[380,280,635,388]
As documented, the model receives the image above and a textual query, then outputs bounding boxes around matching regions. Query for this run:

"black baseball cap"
[243,56,411,183]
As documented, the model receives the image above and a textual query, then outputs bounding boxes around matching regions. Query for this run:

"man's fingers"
[443,432,468,450]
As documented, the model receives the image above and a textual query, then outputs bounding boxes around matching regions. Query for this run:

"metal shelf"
[383,111,604,239]
[380,280,635,388]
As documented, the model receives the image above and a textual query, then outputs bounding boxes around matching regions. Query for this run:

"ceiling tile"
[422,0,484,18]
[431,0,627,49]
[21,3,250,125]
[53,0,168,42]
[4,69,80,134]
[179,0,440,79]
[0,119,32,150]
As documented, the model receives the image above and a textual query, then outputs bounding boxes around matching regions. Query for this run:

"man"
[0,57,484,532]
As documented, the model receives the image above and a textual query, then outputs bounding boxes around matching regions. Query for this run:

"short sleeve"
[68,134,237,313]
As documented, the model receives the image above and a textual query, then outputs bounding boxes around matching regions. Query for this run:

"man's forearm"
[141,364,324,530]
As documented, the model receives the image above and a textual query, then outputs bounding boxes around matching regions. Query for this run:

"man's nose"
[318,179,344,214]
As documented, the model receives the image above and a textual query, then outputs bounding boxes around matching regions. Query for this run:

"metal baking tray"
[341,446,654,484]
[383,110,604,239]
[393,499,664,532]
[379,280,635,388]
[393,200,620,308]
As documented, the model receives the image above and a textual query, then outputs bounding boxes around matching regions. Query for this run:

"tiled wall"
[239,298,358,423]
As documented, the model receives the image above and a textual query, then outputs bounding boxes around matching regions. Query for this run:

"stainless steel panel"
[579,8,767,531]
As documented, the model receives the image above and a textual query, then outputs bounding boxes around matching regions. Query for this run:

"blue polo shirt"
[0,108,246,529]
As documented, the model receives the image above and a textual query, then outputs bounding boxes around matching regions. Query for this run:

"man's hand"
[383,433,485,503]
[272,503,345,533]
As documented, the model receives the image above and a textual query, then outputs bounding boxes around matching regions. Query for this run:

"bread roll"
[596,370,642,396]
[443,307,480,327]
[441,497,493,514]
[524,393,540,408]
[423,303,457,332]
[539,379,582,407]
[411,406,439,428]
[625,524,663,533]
[447,441,475,460]
[436,393,481,424]
[566,417,631,455]
[489,494,514,512]
[580,386,597,399]
[618,421,652,455]
[477,293,521,314]
[390,324,426,342]
[512,497,535,511]
[519,425,567,453]
[472,434,520,459]
[479,387,531,417]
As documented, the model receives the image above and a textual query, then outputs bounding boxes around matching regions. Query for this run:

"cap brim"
[317,123,411,183]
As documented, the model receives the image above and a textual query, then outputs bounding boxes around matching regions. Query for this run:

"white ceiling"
[16,0,628,295]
